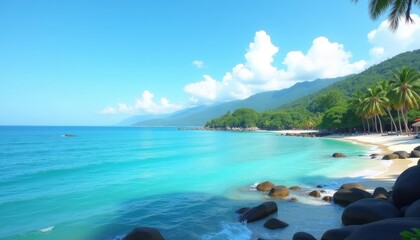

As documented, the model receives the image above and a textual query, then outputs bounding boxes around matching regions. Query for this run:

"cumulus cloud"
[101,90,183,114]
[368,14,420,63]
[184,31,366,105]
[192,60,205,68]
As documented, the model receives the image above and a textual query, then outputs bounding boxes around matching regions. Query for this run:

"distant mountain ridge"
[130,76,345,127]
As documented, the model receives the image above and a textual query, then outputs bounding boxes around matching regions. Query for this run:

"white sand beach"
[330,133,420,189]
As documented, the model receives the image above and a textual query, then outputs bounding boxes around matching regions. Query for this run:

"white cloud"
[101,90,183,114]
[368,14,420,63]
[184,31,366,105]
[192,60,205,68]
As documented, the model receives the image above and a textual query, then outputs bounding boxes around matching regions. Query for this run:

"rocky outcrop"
[321,225,360,240]
[405,199,420,217]
[239,201,278,223]
[256,181,275,192]
[263,218,289,229]
[393,151,409,159]
[339,183,365,190]
[323,196,332,202]
[373,187,389,200]
[332,152,346,158]
[382,153,399,160]
[392,165,420,208]
[123,227,164,240]
[333,188,372,206]
[292,232,317,240]
[345,218,420,240]
[341,198,401,225]
[308,190,321,198]
[268,186,289,198]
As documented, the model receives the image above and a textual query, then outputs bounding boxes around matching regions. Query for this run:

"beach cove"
[0,126,419,240]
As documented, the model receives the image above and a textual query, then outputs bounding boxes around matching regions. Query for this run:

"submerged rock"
[323,196,332,202]
[263,218,289,229]
[123,227,164,240]
[235,207,250,214]
[239,201,278,223]
[289,186,302,190]
[308,190,321,198]
[382,153,399,160]
[257,181,275,192]
[268,186,289,198]
[332,152,346,158]
[293,232,316,240]
[321,225,360,240]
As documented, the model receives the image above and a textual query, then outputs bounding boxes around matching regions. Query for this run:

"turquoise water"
[0,127,385,240]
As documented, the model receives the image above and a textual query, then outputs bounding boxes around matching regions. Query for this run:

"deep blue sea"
[0,127,387,240]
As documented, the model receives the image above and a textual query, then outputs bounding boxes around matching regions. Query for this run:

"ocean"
[0,126,387,240]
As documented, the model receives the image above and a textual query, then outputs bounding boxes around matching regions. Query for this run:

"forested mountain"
[281,50,420,111]
[205,49,420,131]
[132,76,344,126]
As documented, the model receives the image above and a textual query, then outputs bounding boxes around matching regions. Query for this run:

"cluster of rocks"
[283,132,332,138]
[121,152,420,240]
[382,145,420,160]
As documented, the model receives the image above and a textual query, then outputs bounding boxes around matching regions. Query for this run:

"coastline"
[327,133,419,189]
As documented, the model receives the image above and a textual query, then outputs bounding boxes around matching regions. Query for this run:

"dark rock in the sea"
[263,218,289,229]
[373,187,388,200]
[333,188,373,206]
[345,218,420,240]
[289,197,298,202]
[63,134,75,137]
[382,153,399,160]
[323,196,332,202]
[123,227,164,240]
[410,150,420,158]
[418,159,420,165]
[332,152,346,158]
[321,225,360,240]
[235,207,250,214]
[370,153,379,159]
[293,232,317,240]
[316,184,324,188]
[392,165,420,208]
[239,201,278,223]
[268,186,289,198]
[341,198,401,226]
[405,199,420,217]
[289,186,301,190]
[257,181,275,192]
[339,183,365,190]
[320,190,327,193]
[308,190,321,198]
[393,151,409,159]
[414,145,420,151]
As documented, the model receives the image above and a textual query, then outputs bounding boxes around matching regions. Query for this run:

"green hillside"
[281,49,420,111]
[132,76,344,126]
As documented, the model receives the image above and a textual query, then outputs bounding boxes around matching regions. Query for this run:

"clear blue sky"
[1,0,419,125]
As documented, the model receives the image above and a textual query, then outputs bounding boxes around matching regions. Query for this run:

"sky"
[1,0,420,126]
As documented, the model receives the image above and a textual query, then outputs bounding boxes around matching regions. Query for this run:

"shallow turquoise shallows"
[0,127,385,240]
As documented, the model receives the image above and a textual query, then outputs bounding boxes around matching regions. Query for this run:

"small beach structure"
[412,121,420,137]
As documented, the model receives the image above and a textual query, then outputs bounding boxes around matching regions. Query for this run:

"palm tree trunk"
[397,109,403,134]
[374,116,378,133]
[377,115,384,135]
[362,117,366,133]
[367,117,370,134]
[387,109,398,133]
[404,109,411,136]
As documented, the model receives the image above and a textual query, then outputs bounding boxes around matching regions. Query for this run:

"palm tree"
[350,91,368,132]
[353,0,420,31]
[390,67,420,135]
[363,86,389,135]
[377,80,398,132]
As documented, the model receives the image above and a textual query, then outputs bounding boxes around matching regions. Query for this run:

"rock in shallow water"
[333,188,372,206]
[268,186,289,198]
[123,227,164,240]
[373,187,388,200]
[293,232,316,240]
[263,218,289,229]
[239,201,278,223]
[257,181,275,192]
[308,190,321,198]
[332,152,346,158]
[339,183,365,190]
[405,199,420,217]
[321,225,360,240]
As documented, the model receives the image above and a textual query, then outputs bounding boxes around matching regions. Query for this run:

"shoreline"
[327,133,419,190]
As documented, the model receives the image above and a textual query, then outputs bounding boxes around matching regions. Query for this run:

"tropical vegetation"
[205,66,420,135]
